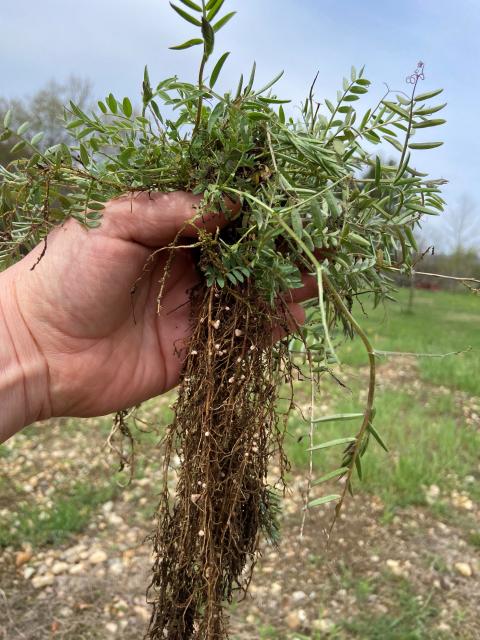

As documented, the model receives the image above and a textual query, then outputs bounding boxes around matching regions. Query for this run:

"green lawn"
[285,287,480,515]
[341,288,480,395]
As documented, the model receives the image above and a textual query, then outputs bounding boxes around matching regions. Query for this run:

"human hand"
[0,192,315,440]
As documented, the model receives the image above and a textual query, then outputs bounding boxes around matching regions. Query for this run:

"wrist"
[0,268,52,442]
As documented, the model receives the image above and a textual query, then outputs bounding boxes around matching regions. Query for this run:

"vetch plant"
[0,1,450,638]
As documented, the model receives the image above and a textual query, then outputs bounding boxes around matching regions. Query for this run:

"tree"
[0,76,92,165]
[445,194,479,255]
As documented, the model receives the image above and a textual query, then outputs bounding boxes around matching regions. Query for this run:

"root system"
[146,279,292,639]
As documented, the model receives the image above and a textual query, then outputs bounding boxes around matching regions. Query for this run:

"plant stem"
[322,274,376,533]
[194,0,208,135]
[194,54,207,134]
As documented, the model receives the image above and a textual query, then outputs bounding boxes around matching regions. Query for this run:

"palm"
[12,192,312,420]
[13,193,212,418]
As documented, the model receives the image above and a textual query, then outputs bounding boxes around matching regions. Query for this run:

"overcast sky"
[2,0,479,251]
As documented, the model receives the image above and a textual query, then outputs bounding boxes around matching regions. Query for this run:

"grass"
[0,481,116,548]
[238,581,439,640]
[341,288,480,395]
[285,287,480,515]
[286,387,479,510]
[341,579,438,640]
[468,532,480,549]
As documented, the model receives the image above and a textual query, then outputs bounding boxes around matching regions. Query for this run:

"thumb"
[100,191,239,247]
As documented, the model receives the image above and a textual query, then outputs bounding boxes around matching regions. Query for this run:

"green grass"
[342,579,438,639]
[341,288,480,395]
[468,532,480,549]
[0,481,116,548]
[284,288,480,513]
[237,580,439,640]
[287,386,479,509]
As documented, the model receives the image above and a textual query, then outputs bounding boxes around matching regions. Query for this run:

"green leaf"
[245,61,257,95]
[350,65,357,82]
[396,94,411,105]
[143,66,153,104]
[169,3,202,26]
[359,108,371,130]
[79,143,89,166]
[169,38,203,50]
[382,101,409,118]
[179,0,202,11]
[97,100,107,114]
[308,494,341,508]
[255,70,284,96]
[106,94,118,113]
[290,209,303,238]
[325,99,335,114]
[375,156,381,188]
[332,139,345,155]
[414,88,443,102]
[87,201,105,211]
[212,11,236,32]
[10,140,26,154]
[408,141,443,150]
[206,0,218,8]
[348,232,371,248]
[312,413,363,424]
[258,96,290,104]
[3,109,12,129]
[355,455,363,480]
[279,105,285,124]
[31,132,44,146]
[414,103,447,116]
[207,0,226,21]
[207,101,224,132]
[405,202,439,215]
[413,118,446,129]
[150,99,163,122]
[367,422,388,452]
[324,190,341,217]
[66,117,84,129]
[234,73,244,99]
[247,111,270,121]
[201,17,215,57]
[209,51,230,88]
[394,151,411,182]
[69,102,89,121]
[312,467,348,486]
[403,225,418,251]
[17,121,31,136]
[122,97,133,118]
[384,135,403,152]
[307,437,356,452]
[350,86,368,94]
[232,268,244,282]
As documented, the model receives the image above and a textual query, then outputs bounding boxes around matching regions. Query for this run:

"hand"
[1,191,315,436]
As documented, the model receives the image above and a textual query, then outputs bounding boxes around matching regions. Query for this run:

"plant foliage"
[0,1,447,637]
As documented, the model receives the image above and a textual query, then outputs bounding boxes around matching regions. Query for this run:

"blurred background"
[1,2,479,639]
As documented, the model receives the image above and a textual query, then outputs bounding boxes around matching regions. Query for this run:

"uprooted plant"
[0,1,454,637]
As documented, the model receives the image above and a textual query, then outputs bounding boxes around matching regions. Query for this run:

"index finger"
[100,191,240,247]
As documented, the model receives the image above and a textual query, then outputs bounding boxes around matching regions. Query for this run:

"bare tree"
[445,194,479,254]
[0,76,93,164]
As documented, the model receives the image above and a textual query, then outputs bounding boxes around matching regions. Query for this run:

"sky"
[1,0,480,251]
